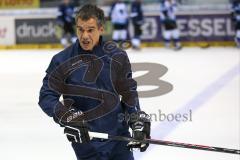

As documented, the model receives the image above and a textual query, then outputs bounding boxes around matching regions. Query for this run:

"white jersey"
[110,2,128,25]
[160,0,177,21]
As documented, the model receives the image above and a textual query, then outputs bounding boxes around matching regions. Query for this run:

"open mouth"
[82,41,90,46]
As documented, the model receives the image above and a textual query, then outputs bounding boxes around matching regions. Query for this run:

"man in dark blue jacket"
[39,4,150,160]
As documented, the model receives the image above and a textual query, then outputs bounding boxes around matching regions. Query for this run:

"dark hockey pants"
[72,140,134,160]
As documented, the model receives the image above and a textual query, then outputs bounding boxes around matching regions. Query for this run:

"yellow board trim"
[0,0,39,9]
[141,41,236,48]
[0,44,63,50]
[0,41,236,50]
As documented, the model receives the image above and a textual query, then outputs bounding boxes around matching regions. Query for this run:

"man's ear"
[99,25,104,34]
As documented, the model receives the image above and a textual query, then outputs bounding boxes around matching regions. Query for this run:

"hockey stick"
[89,132,240,155]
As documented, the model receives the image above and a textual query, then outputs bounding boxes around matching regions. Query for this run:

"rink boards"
[0,10,237,49]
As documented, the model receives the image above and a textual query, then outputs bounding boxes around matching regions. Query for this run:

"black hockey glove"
[63,120,90,143]
[127,111,151,152]
[53,99,91,143]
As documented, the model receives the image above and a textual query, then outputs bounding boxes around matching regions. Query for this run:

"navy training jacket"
[38,37,140,154]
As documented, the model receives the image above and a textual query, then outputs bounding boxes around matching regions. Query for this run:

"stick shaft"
[89,132,240,155]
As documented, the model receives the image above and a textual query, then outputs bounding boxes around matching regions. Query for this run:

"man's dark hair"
[75,4,105,27]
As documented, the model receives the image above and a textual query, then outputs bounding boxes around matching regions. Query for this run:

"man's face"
[76,18,104,51]
[63,0,70,5]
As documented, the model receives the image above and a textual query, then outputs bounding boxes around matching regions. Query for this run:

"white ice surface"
[0,47,239,160]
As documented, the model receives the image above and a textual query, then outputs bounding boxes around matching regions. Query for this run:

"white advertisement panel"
[0,17,15,45]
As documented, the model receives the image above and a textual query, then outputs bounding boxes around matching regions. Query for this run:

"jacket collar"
[75,36,104,55]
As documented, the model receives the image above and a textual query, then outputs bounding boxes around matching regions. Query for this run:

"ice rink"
[0,47,239,160]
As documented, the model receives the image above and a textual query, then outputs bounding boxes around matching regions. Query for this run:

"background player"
[130,0,144,50]
[109,0,129,43]
[57,0,77,48]
[231,0,240,48]
[160,0,182,50]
